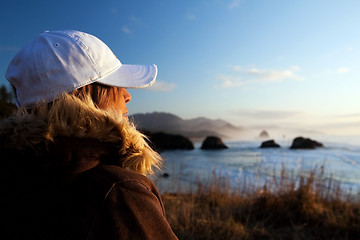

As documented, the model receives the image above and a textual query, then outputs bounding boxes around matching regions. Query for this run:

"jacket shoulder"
[79,164,159,194]
[82,165,177,239]
[72,165,178,239]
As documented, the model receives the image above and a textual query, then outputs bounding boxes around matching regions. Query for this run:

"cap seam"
[67,32,100,78]
[35,38,53,102]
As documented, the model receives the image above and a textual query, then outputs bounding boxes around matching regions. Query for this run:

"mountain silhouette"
[130,112,243,140]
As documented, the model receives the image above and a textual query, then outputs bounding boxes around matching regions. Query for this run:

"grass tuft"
[162,165,360,239]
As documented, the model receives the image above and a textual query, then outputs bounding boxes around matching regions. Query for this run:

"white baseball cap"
[5,30,158,107]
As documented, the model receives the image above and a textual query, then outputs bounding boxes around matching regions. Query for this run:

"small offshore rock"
[146,132,194,151]
[290,136,324,149]
[259,130,270,138]
[259,140,280,148]
[161,173,170,178]
[201,136,228,150]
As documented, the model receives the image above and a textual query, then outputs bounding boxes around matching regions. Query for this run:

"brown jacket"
[0,96,178,240]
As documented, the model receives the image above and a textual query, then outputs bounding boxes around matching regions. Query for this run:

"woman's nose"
[124,89,132,103]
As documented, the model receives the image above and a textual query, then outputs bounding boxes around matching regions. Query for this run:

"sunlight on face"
[115,88,132,120]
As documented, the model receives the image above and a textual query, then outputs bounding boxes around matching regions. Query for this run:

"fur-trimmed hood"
[0,94,162,176]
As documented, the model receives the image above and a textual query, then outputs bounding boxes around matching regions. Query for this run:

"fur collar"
[0,94,162,176]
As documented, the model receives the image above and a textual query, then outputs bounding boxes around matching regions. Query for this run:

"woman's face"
[115,88,132,120]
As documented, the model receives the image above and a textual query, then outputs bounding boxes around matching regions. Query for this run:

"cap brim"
[96,64,157,88]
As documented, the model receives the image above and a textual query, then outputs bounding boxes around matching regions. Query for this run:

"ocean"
[154,140,360,195]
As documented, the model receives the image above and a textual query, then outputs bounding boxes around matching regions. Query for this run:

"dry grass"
[162,166,360,240]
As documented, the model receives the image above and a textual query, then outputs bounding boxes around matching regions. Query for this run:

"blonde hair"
[71,83,121,109]
[24,83,162,176]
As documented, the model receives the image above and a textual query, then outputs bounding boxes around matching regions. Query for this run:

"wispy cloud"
[231,109,303,120]
[337,67,349,74]
[217,65,303,88]
[232,65,302,81]
[217,75,244,88]
[122,25,132,35]
[185,13,196,21]
[130,15,142,24]
[110,8,118,14]
[231,109,360,136]
[146,81,176,92]
[336,113,360,118]
[228,0,242,9]
[121,16,144,36]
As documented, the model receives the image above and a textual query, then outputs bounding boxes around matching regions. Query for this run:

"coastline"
[154,140,360,195]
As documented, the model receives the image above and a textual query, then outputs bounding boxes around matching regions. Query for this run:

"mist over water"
[223,126,360,148]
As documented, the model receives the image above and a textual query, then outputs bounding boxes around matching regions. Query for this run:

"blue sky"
[1,0,360,143]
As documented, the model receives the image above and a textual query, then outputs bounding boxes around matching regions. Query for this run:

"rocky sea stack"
[259,140,281,148]
[145,132,194,151]
[259,130,270,138]
[201,136,228,150]
[290,137,324,149]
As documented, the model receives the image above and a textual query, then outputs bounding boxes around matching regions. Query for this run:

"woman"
[1,30,177,239]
